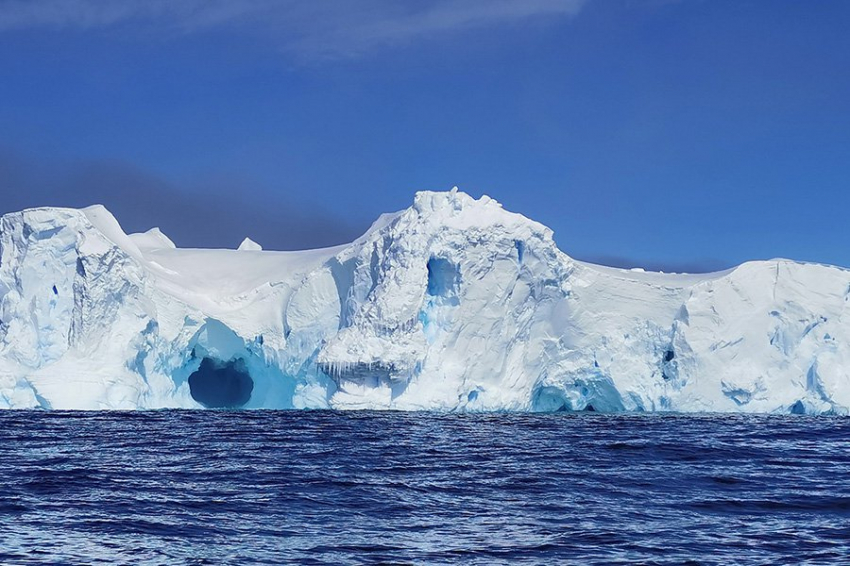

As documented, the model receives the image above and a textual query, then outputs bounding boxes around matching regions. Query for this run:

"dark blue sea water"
[0,411,848,565]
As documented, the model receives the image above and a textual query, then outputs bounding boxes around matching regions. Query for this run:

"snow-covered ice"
[1,189,848,413]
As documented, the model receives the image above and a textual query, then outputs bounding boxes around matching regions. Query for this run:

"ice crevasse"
[1,189,849,413]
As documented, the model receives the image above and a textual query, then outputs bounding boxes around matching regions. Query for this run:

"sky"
[0,0,848,270]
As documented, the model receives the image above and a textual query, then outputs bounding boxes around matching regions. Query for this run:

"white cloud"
[0,0,587,58]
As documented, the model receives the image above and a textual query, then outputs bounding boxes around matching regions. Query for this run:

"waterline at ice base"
[1,189,849,413]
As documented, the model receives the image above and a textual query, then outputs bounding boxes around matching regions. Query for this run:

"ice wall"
[1,190,848,413]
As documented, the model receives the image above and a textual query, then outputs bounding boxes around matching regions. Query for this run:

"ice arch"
[170,319,305,409]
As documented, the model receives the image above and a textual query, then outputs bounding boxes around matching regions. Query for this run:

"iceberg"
[1,189,848,413]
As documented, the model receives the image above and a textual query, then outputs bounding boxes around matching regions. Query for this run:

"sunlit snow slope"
[1,189,848,413]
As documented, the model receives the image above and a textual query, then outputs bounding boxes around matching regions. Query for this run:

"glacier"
[1,188,849,413]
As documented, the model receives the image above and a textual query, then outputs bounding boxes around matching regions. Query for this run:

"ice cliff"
[1,189,849,413]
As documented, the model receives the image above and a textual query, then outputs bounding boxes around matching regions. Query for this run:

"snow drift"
[1,189,848,413]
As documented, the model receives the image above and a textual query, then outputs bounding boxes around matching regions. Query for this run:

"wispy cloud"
[0,0,586,58]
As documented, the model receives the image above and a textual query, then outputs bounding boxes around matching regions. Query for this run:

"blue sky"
[0,0,848,270]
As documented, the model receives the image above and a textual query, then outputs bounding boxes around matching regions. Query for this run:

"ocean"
[0,411,847,564]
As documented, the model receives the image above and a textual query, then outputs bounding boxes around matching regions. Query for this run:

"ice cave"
[187,357,254,408]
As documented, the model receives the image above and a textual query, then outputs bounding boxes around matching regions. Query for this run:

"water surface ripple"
[0,411,848,564]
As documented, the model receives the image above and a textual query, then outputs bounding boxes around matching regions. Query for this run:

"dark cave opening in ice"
[188,357,254,408]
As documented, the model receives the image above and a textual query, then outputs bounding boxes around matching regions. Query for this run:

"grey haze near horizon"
[0,149,729,272]
[0,148,361,251]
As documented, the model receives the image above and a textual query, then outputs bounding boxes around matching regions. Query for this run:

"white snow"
[237,237,262,251]
[129,227,177,251]
[1,189,848,413]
